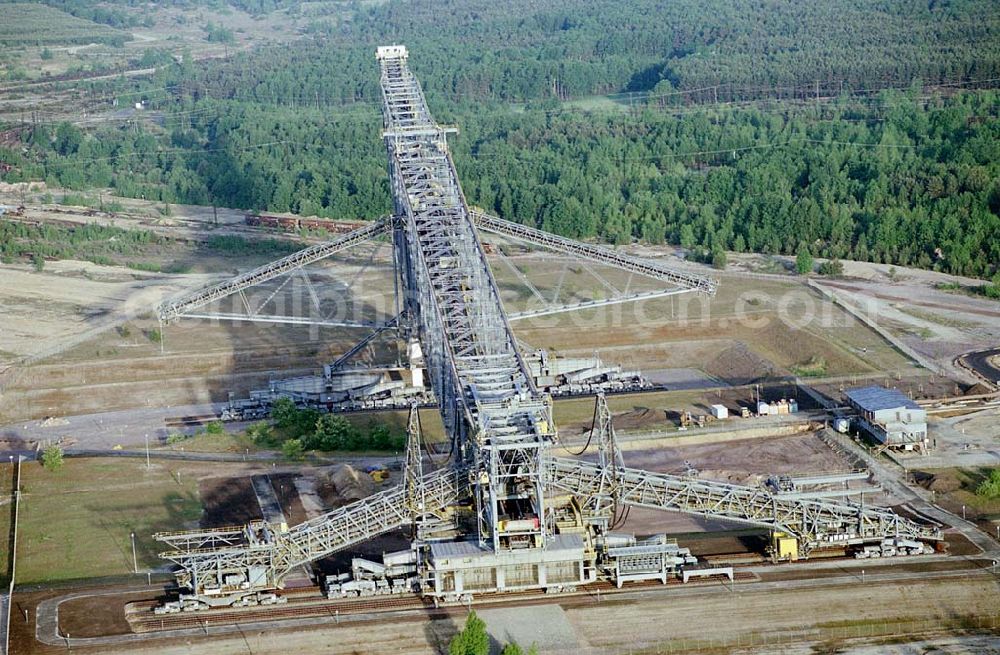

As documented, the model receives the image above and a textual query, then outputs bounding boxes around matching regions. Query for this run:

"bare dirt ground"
[0,260,203,366]
[58,590,148,639]
[552,381,808,437]
[270,472,309,526]
[0,230,398,422]
[6,194,982,428]
[897,406,1000,469]
[198,465,385,534]
[625,431,857,485]
[199,476,260,527]
[0,3,308,123]
[815,277,1000,383]
[601,431,880,536]
[11,573,995,654]
[506,260,915,383]
[567,576,999,655]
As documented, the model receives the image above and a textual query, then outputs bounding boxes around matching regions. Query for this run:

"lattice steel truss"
[158,217,392,326]
[153,46,939,604]
[553,457,939,549]
[379,47,553,550]
[158,467,460,600]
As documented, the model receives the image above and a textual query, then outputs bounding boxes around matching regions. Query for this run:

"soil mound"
[703,342,777,385]
[329,464,375,502]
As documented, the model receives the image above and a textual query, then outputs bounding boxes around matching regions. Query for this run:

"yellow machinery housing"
[772,531,799,561]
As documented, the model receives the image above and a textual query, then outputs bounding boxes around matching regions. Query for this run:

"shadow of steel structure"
[153,46,940,607]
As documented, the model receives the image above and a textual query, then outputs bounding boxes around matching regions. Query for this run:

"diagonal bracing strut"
[158,216,393,323]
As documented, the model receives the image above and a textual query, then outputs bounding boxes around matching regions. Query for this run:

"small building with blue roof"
[844,385,928,450]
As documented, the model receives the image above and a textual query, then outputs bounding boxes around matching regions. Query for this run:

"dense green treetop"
[1,0,998,278]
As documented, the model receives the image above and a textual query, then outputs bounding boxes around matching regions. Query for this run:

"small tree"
[310,414,354,451]
[795,242,814,275]
[710,247,727,270]
[246,421,276,447]
[204,420,225,435]
[41,444,64,471]
[281,438,304,460]
[270,397,299,429]
[679,224,696,249]
[976,469,1000,499]
[32,254,45,272]
[817,259,844,276]
[448,611,490,655]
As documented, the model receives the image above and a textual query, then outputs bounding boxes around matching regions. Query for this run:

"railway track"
[125,572,756,634]
[127,594,431,633]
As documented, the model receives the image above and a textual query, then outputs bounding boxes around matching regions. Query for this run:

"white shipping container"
[710,404,728,419]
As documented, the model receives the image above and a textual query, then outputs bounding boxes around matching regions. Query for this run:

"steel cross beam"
[507,288,695,321]
[152,48,940,606]
[378,45,552,551]
[157,467,460,590]
[545,457,941,549]
[177,312,377,329]
[471,210,718,296]
[157,217,392,323]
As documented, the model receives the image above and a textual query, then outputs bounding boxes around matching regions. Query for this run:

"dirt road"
[24,566,996,655]
[960,347,1000,385]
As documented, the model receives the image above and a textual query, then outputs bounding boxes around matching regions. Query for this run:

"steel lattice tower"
[152,46,940,608]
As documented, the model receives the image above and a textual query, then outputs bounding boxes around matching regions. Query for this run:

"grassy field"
[15,458,202,584]
[0,462,14,588]
[505,264,912,379]
[159,431,257,454]
[0,4,127,46]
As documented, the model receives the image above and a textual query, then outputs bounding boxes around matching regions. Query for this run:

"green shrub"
[204,421,225,435]
[818,259,844,276]
[40,444,64,471]
[126,260,161,272]
[976,469,1000,499]
[710,248,727,270]
[307,413,356,451]
[281,438,304,460]
[246,421,279,446]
